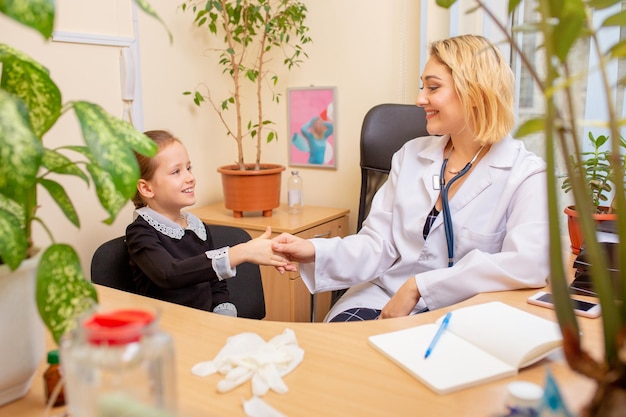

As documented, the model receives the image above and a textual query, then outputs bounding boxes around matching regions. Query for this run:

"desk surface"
[7,285,600,417]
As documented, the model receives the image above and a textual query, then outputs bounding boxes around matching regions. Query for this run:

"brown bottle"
[43,349,65,407]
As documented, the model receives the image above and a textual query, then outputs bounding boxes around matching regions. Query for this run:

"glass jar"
[60,308,177,417]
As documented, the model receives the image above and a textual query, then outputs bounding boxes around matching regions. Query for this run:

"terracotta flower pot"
[218,163,286,217]
[564,205,617,254]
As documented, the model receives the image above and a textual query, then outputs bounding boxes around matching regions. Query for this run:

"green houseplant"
[562,132,625,253]
[561,132,626,211]
[436,0,626,415]
[0,2,168,343]
[0,0,169,405]
[181,0,312,217]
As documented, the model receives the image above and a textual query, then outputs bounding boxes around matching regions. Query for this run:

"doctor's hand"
[272,233,316,273]
[230,226,296,271]
[379,277,421,319]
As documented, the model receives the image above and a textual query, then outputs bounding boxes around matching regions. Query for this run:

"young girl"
[126,130,291,316]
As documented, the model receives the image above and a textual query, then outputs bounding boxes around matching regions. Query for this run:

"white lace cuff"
[205,247,236,280]
[213,302,238,317]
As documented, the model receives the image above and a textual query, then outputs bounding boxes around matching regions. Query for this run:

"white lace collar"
[134,207,207,241]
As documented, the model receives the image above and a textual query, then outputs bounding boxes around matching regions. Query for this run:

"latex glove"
[243,396,287,417]
[191,328,304,397]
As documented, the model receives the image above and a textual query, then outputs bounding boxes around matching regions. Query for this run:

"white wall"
[1,0,422,276]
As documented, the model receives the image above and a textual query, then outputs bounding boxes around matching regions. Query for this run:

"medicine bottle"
[43,349,65,407]
[287,170,303,214]
[60,308,177,417]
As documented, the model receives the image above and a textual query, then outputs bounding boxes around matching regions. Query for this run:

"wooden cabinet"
[189,203,350,322]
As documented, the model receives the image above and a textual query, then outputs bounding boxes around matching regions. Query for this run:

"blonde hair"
[132,130,181,208]
[429,34,515,145]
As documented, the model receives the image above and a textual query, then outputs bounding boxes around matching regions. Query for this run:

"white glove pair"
[191,328,304,397]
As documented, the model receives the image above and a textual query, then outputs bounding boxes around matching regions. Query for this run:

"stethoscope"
[439,145,484,267]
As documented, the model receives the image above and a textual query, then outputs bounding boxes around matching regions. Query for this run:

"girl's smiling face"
[416,57,470,140]
[139,141,196,219]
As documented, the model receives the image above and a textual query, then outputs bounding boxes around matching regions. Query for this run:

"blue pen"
[424,311,452,359]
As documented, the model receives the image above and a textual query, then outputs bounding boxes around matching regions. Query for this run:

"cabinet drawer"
[295,216,348,239]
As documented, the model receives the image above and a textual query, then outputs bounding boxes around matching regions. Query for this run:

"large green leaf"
[72,101,156,200]
[0,89,43,202]
[514,117,545,139]
[86,163,129,225]
[36,244,98,344]
[589,0,623,10]
[508,0,523,14]
[41,148,89,183]
[0,207,28,270]
[0,0,54,39]
[39,178,79,228]
[608,39,626,59]
[601,9,626,27]
[547,0,586,63]
[0,44,61,137]
[0,193,25,225]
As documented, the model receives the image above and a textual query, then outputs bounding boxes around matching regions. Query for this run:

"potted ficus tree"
[181,0,312,217]
[438,0,626,415]
[0,0,166,406]
[561,132,625,254]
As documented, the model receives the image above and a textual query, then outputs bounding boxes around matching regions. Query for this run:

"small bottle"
[43,349,65,407]
[288,170,303,214]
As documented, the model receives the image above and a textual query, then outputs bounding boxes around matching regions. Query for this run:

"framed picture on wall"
[287,86,337,169]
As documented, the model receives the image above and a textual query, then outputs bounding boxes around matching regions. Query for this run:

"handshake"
[235,226,316,274]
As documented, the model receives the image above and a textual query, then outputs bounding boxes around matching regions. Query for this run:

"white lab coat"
[299,134,550,321]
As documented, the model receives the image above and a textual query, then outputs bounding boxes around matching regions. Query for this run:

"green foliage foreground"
[0,0,168,343]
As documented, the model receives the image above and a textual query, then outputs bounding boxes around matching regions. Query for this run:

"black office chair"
[90,225,266,319]
[91,236,137,293]
[331,103,429,306]
[357,103,429,230]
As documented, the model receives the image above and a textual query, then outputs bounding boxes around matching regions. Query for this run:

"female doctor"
[272,34,550,322]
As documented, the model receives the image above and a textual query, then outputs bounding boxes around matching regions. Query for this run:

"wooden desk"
[7,285,600,417]
[190,203,350,322]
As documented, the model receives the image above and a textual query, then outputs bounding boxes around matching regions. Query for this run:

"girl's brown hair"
[132,130,181,208]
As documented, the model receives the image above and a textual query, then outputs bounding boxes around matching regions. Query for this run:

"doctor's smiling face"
[416,57,469,140]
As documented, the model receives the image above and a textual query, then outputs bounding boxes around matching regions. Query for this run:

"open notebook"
[368,301,563,394]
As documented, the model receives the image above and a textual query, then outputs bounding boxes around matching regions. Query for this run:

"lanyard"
[439,145,484,267]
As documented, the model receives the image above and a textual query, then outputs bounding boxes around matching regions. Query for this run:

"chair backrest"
[90,236,136,293]
[90,225,266,319]
[357,103,429,230]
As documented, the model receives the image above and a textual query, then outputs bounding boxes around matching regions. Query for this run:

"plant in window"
[561,132,625,254]
[561,132,626,212]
